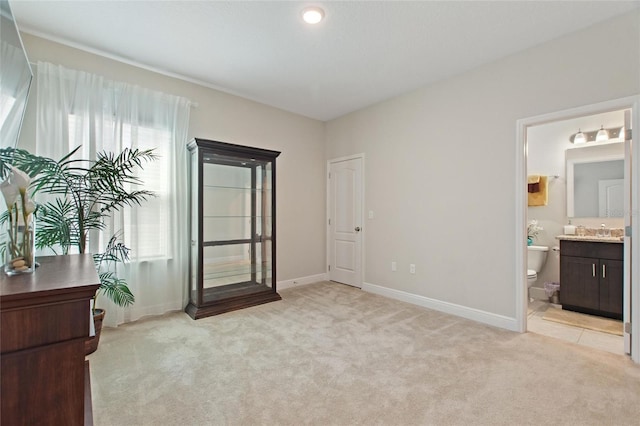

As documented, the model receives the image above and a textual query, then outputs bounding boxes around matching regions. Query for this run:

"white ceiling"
[10,1,640,121]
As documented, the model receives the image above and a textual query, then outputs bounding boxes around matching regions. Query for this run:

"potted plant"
[1,146,156,353]
[527,219,543,246]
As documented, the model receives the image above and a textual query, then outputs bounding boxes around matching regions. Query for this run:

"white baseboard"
[362,282,519,332]
[278,273,328,291]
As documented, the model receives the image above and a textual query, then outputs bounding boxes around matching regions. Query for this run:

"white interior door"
[623,110,632,355]
[328,157,363,287]
[598,179,624,217]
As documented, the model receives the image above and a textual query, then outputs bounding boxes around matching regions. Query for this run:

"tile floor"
[527,300,625,356]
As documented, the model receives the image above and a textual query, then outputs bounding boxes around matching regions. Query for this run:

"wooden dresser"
[1,254,100,425]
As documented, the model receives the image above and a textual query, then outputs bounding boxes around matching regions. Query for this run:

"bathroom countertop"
[556,235,624,243]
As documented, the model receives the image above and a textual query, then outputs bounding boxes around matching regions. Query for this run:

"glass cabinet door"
[186,139,279,319]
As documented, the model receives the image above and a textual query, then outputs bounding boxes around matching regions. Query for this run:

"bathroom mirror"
[1,0,33,152]
[566,143,625,218]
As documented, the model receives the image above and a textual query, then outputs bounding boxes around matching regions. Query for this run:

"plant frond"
[97,272,135,307]
[34,199,79,254]
[93,232,130,269]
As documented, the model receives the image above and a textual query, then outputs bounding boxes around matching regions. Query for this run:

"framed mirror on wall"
[566,142,625,218]
[1,0,33,153]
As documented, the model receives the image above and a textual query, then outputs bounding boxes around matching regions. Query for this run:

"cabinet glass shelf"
[203,185,271,190]
[186,138,280,320]
[202,215,273,218]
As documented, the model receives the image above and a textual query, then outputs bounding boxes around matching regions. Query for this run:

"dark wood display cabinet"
[559,240,623,320]
[1,254,101,425]
[186,138,281,319]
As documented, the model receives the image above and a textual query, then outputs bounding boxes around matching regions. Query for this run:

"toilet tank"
[527,245,549,273]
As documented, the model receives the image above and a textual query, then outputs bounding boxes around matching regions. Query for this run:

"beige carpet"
[543,307,623,336]
[89,281,640,425]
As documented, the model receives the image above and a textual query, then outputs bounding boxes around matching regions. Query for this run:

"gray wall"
[325,11,639,319]
[18,33,327,283]
[15,10,640,325]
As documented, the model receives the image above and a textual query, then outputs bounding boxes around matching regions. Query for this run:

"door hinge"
[328,172,331,179]
[625,225,632,237]
[625,322,631,334]
[328,265,331,271]
[328,218,331,225]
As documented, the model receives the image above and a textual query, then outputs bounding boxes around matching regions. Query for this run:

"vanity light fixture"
[569,126,626,144]
[595,125,609,142]
[302,6,324,24]
[573,129,586,144]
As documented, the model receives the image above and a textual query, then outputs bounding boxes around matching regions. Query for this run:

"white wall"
[325,11,640,321]
[18,33,327,283]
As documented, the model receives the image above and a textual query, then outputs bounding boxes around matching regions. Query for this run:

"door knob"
[355,227,361,232]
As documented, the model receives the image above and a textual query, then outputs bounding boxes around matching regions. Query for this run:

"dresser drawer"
[560,240,623,260]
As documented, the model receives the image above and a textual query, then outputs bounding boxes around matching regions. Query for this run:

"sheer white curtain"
[36,62,191,326]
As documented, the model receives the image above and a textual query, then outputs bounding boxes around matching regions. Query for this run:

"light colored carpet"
[89,281,640,425]
[543,306,623,336]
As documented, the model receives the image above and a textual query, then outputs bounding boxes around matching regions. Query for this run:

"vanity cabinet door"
[599,259,623,316]
[560,255,600,311]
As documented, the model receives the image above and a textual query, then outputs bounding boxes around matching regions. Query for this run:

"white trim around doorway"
[515,95,640,363]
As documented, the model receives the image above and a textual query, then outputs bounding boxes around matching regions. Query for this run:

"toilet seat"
[527,269,537,280]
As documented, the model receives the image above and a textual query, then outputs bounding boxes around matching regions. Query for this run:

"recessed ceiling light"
[302,7,324,25]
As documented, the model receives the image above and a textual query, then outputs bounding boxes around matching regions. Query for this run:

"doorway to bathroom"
[515,96,640,363]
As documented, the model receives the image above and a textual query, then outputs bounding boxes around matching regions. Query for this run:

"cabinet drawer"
[0,300,90,353]
[560,240,623,260]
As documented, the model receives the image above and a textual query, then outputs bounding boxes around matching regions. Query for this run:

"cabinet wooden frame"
[185,138,281,320]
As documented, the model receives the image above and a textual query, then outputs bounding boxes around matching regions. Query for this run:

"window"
[68,114,172,260]
[0,94,16,126]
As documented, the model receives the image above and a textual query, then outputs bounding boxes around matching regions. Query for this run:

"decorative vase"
[4,219,35,275]
[527,237,533,246]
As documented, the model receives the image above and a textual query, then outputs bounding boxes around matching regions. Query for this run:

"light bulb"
[573,129,586,144]
[596,125,609,142]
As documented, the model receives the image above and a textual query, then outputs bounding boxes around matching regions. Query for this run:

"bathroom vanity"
[558,238,623,320]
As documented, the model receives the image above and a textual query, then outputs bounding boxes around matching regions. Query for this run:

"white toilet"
[527,245,549,289]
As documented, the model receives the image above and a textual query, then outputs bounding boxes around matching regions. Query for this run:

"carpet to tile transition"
[542,306,623,336]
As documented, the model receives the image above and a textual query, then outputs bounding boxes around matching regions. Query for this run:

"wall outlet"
[368,210,374,219]
[409,264,416,274]
[391,261,397,271]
